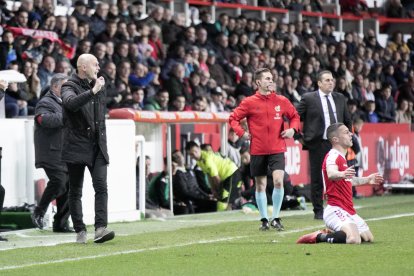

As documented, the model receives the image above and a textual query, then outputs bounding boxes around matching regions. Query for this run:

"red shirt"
[229,91,300,155]
[322,149,355,215]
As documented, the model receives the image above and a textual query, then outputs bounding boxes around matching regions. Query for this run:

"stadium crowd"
[0,0,413,216]
[0,0,413,125]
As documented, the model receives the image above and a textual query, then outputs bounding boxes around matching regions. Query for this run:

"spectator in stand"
[144,89,169,111]
[394,60,410,86]
[169,94,186,111]
[209,86,225,113]
[89,2,109,40]
[347,99,362,122]
[398,76,414,103]
[101,61,120,110]
[95,19,118,44]
[162,13,185,46]
[188,71,207,98]
[71,0,90,24]
[375,84,396,122]
[336,76,353,101]
[0,30,18,71]
[383,64,398,96]
[361,100,379,123]
[113,60,131,98]
[191,96,210,112]
[93,43,109,67]
[21,60,41,114]
[297,74,314,95]
[385,0,406,18]
[149,25,165,61]
[282,74,301,107]
[121,86,145,110]
[395,99,412,123]
[352,74,367,105]
[165,63,187,103]
[206,50,233,92]
[129,63,155,89]
[234,71,254,98]
[4,63,30,117]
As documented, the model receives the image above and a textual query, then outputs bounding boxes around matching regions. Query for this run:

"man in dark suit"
[297,70,352,219]
[32,73,73,232]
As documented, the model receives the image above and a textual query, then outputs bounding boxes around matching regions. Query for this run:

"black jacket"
[34,90,66,171]
[61,74,109,166]
[297,91,352,149]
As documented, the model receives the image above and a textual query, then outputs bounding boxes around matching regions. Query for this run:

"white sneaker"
[94,227,115,243]
[76,231,87,244]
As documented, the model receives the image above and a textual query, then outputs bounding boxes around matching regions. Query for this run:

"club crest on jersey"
[274,105,281,120]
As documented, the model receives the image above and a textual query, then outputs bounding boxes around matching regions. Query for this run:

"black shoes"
[31,213,44,229]
[259,218,270,231]
[260,218,285,231]
[270,218,285,231]
[314,212,324,220]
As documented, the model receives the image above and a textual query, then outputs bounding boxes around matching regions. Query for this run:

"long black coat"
[61,74,109,166]
[34,90,67,171]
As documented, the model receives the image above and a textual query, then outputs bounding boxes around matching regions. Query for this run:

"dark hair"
[254,68,271,81]
[317,70,332,82]
[185,141,199,151]
[171,150,182,164]
[327,122,345,142]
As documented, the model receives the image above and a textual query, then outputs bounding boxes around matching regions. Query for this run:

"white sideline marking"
[0,212,413,271]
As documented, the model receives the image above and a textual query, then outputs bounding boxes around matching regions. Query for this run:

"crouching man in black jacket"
[61,54,115,244]
[33,73,73,233]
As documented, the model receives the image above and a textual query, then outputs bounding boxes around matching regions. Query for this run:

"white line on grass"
[1,212,412,272]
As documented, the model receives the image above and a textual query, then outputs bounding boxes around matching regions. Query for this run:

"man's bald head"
[76,54,100,81]
[77,54,97,68]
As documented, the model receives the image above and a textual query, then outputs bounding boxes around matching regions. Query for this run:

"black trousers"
[308,140,332,215]
[67,150,108,233]
[0,184,4,213]
[36,168,70,229]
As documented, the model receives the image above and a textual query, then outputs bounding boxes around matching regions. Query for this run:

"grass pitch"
[0,195,413,275]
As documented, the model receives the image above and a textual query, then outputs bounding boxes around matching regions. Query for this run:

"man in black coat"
[0,79,8,241]
[296,70,352,220]
[32,74,73,233]
[61,54,114,244]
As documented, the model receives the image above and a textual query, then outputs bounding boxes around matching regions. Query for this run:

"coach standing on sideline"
[296,70,352,220]
[61,54,115,244]
[0,79,8,241]
[32,74,73,232]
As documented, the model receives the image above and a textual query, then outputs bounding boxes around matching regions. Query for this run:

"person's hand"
[8,82,18,92]
[92,76,105,94]
[367,173,384,185]
[17,100,27,108]
[343,165,356,179]
[281,128,295,138]
[242,131,251,140]
[0,79,9,91]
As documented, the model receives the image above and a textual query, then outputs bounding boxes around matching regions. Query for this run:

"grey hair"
[50,73,69,87]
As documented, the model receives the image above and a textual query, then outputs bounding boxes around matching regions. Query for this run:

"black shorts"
[250,153,285,177]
